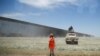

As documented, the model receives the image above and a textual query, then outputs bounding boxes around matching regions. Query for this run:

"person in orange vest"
[49,33,55,56]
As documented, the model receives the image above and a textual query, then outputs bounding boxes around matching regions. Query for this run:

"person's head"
[50,33,54,38]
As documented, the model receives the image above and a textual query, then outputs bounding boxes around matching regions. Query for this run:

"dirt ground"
[0,37,100,56]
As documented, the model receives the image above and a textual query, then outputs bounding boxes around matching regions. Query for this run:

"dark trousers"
[50,49,55,56]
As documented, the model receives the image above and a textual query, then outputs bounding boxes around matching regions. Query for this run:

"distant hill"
[0,17,93,37]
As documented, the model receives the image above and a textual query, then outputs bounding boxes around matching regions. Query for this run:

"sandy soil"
[0,37,100,56]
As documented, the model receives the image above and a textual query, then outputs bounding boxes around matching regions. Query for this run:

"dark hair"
[50,35,53,38]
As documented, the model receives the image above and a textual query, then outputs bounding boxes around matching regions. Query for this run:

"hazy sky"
[0,0,100,36]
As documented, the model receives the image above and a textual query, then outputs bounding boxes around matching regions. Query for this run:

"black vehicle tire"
[74,41,78,44]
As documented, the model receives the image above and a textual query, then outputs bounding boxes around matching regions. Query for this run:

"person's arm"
[54,38,55,48]
[48,36,50,48]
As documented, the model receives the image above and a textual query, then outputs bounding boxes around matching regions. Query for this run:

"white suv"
[65,32,78,44]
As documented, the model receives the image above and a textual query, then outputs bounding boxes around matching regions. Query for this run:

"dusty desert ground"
[0,37,100,56]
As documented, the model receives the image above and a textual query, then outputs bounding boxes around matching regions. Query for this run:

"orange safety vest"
[49,37,55,49]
